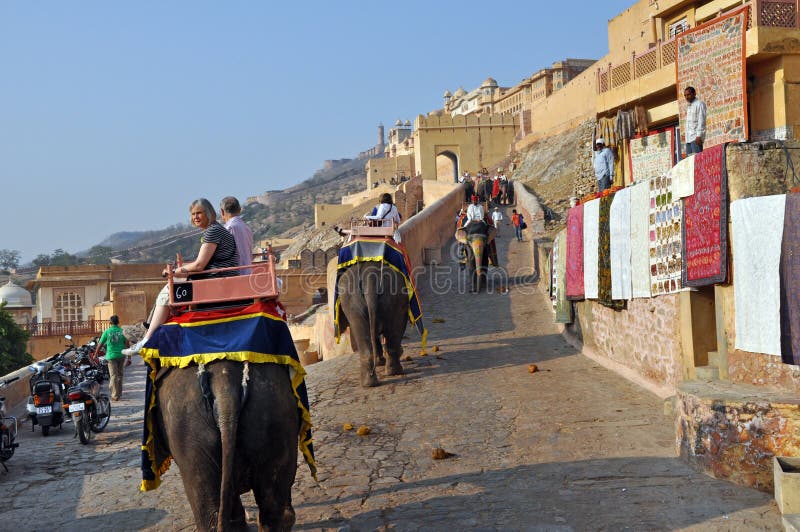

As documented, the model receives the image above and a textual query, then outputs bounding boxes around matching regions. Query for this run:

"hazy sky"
[1,0,632,263]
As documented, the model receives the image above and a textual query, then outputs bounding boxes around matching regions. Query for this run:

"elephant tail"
[209,362,243,531]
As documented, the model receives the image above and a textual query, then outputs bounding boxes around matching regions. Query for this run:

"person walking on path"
[683,86,707,155]
[97,315,129,401]
[220,196,254,274]
[511,209,525,242]
[593,138,615,192]
[491,206,503,235]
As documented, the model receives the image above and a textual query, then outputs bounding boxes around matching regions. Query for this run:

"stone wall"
[512,181,545,233]
[394,175,423,221]
[675,381,800,492]
[567,296,684,395]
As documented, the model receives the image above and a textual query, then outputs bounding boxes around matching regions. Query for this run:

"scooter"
[65,368,110,444]
[26,343,71,436]
[0,377,20,471]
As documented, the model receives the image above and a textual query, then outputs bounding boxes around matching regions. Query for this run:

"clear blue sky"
[1,0,632,263]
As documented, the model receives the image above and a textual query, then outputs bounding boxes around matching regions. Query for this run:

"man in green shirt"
[97,315,129,401]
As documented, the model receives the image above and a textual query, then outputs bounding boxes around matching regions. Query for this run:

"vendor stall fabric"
[555,230,573,323]
[780,193,800,365]
[610,187,632,300]
[732,194,786,357]
[598,194,625,309]
[670,154,695,199]
[583,199,600,299]
[566,204,585,299]
[649,174,683,296]
[630,181,652,298]
[682,144,728,287]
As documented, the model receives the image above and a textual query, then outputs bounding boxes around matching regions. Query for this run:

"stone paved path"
[3,211,783,530]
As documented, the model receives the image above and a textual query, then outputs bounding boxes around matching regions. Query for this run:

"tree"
[0,249,20,271]
[31,254,51,268]
[0,303,32,375]
[87,245,114,264]
[49,249,79,267]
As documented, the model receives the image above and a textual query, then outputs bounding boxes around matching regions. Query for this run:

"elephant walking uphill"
[336,262,412,387]
[456,221,497,292]
[153,362,300,531]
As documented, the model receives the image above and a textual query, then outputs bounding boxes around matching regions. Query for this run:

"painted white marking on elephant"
[197,363,206,376]
[242,362,250,386]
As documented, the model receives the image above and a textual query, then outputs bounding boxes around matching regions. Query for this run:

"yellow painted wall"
[365,154,415,187]
[314,203,357,228]
[413,114,516,182]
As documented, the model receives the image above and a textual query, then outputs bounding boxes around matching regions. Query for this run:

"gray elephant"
[456,221,497,292]
[153,361,300,531]
[336,262,409,387]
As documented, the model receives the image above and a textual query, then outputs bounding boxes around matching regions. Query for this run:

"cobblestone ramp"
[4,210,782,530]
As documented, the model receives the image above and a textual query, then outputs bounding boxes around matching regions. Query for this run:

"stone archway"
[436,151,459,182]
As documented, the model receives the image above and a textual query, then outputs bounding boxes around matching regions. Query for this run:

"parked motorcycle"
[0,377,20,471]
[65,368,110,444]
[26,339,73,436]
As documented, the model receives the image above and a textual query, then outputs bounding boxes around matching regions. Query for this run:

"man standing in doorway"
[220,196,254,274]
[684,86,707,155]
[593,138,615,192]
[97,315,129,401]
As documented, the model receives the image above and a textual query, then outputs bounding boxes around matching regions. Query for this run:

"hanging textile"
[614,141,626,188]
[610,187,632,300]
[682,144,728,287]
[583,199,600,299]
[598,193,625,309]
[555,230,573,323]
[669,154,696,199]
[629,180,652,298]
[634,105,649,136]
[649,174,683,296]
[732,194,786,357]
[566,204,585,299]
[595,117,618,148]
[781,193,800,365]
[615,109,636,140]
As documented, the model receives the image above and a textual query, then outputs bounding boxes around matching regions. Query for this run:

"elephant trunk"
[470,238,485,273]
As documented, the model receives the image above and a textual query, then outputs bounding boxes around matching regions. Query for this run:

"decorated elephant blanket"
[139,299,316,491]
[334,237,425,341]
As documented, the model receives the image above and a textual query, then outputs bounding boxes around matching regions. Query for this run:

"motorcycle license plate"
[69,403,85,412]
[36,406,52,415]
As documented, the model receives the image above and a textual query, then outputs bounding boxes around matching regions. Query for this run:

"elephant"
[456,221,497,292]
[153,361,300,531]
[336,262,409,387]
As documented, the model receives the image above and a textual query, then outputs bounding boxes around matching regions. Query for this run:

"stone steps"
[708,350,720,366]
[694,365,720,381]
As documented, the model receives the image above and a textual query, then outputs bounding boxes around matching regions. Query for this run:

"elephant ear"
[455,229,468,244]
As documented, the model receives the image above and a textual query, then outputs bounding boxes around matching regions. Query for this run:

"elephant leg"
[157,375,223,531]
[376,335,387,367]
[350,315,378,387]
[383,331,405,376]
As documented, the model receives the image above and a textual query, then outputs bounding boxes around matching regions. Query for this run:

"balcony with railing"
[596,0,800,100]
[22,319,109,338]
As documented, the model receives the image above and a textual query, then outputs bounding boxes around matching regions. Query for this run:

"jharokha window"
[54,289,84,322]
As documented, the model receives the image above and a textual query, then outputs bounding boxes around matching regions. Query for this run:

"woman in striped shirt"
[123,198,239,356]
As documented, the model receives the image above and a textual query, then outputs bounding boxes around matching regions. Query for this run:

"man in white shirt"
[684,86,707,155]
[465,195,485,226]
[593,138,615,192]
[491,207,503,235]
[220,196,254,274]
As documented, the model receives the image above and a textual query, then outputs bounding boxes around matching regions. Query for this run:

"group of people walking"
[460,169,513,205]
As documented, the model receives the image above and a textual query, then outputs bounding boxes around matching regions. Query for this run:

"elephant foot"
[376,352,387,367]
[361,371,379,387]
[385,361,404,376]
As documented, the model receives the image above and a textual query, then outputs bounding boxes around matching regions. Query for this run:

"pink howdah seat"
[349,218,397,238]
[166,257,279,308]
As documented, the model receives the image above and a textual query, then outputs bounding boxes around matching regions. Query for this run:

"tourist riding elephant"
[337,262,409,387]
[153,361,300,531]
[456,221,497,292]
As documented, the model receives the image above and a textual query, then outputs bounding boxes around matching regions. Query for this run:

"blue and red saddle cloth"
[333,237,426,344]
[139,299,316,491]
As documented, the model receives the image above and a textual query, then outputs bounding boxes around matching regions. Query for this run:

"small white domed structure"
[481,77,498,88]
[404,120,411,127]
[0,280,32,308]
[453,87,467,98]
[443,89,452,98]
[395,119,403,127]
